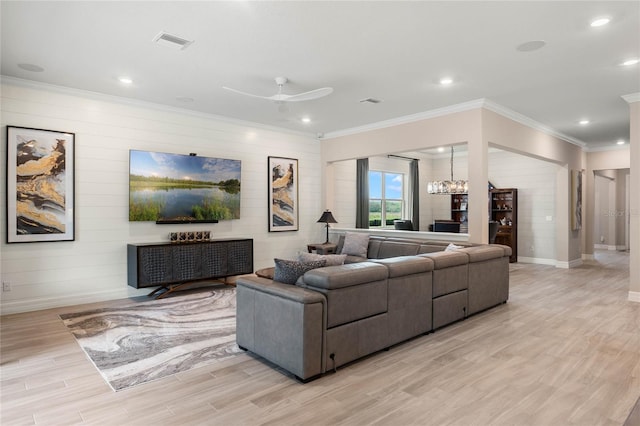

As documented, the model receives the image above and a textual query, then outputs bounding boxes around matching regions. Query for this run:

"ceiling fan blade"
[222,86,271,100]
[277,87,334,102]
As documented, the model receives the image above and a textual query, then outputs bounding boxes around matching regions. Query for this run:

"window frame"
[368,170,405,228]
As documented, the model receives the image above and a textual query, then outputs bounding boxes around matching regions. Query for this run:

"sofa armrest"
[235,276,327,380]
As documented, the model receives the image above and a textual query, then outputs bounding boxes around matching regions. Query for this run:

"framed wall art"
[268,156,298,232]
[571,169,583,231]
[6,126,75,243]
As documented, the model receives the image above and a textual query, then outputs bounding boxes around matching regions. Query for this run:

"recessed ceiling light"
[516,40,546,52]
[17,63,44,72]
[437,147,445,153]
[621,58,639,66]
[579,119,590,125]
[590,17,610,27]
[301,117,311,124]
[439,77,453,85]
[119,77,133,84]
[617,140,625,145]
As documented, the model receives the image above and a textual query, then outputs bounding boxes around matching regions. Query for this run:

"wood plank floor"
[2,250,639,425]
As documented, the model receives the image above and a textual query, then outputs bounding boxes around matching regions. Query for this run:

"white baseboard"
[555,258,583,269]
[582,253,595,261]
[517,257,583,269]
[629,291,640,303]
[0,289,139,315]
[594,244,618,251]
[517,256,557,266]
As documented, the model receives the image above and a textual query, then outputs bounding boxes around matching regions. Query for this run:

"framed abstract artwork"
[571,169,583,231]
[6,126,75,243]
[268,156,298,232]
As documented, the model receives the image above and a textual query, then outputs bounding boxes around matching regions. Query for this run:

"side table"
[307,242,337,255]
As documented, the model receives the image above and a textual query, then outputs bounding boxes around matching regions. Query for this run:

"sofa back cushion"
[301,262,388,328]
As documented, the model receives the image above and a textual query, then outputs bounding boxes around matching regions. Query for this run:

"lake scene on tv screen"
[129,150,241,222]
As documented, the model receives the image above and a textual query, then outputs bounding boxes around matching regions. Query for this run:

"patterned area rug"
[60,288,241,391]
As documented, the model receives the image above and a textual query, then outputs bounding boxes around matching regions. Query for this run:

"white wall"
[0,81,322,314]
[488,149,558,263]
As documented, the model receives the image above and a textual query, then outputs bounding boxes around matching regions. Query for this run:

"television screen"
[129,150,241,222]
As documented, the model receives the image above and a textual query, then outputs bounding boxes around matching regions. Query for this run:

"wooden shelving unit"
[450,194,469,233]
[490,188,518,262]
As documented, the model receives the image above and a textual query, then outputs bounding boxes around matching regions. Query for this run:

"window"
[369,171,404,227]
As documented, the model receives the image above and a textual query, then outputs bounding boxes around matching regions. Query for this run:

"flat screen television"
[129,150,241,223]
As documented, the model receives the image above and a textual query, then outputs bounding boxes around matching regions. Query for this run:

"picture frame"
[571,169,583,231]
[6,126,75,243]
[268,156,299,232]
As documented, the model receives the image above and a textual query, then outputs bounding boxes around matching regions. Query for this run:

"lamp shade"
[317,210,338,224]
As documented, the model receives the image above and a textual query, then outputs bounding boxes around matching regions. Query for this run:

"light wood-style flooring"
[1,250,639,425]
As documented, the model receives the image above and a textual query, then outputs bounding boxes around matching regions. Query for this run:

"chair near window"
[433,220,461,233]
[393,219,414,231]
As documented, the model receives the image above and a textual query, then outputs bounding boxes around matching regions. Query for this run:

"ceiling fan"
[223,77,333,102]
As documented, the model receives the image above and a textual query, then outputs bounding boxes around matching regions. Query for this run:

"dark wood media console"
[127,238,253,298]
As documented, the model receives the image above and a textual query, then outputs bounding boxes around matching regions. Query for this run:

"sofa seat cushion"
[418,251,469,269]
[372,256,434,277]
[458,245,506,262]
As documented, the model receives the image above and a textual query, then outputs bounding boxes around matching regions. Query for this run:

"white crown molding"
[0,75,317,140]
[323,97,588,149]
[584,143,631,153]
[629,291,640,303]
[322,99,486,139]
[622,92,640,103]
[480,99,587,148]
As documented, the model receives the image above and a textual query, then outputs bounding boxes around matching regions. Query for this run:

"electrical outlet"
[530,246,535,252]
[2,282,11,292]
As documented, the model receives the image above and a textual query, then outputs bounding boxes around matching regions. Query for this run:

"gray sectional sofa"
[236,234,511,381]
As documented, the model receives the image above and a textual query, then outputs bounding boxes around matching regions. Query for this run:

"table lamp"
[317,210,338,243]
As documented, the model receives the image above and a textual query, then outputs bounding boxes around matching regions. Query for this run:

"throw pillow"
[445,243,463,251]
[273,258,326,285]
[298,252,347,266]
[341,232,369,258]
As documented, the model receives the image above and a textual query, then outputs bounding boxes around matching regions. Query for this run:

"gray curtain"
[356,158,369,228]
[409,159,420,230]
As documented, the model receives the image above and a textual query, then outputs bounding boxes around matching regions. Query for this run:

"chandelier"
[427,146,468,194]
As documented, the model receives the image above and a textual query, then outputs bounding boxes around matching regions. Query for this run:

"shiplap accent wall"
[488,149,558,263]
[0,82,322,314]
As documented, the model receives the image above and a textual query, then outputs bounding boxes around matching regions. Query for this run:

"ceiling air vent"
[359,97,382,104]
[153,31,194,50]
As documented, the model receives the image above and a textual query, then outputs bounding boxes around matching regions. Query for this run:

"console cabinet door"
[201,241,228,278]
[138,246,173,286]
[227,239,254,275]
[172,243,203,281]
